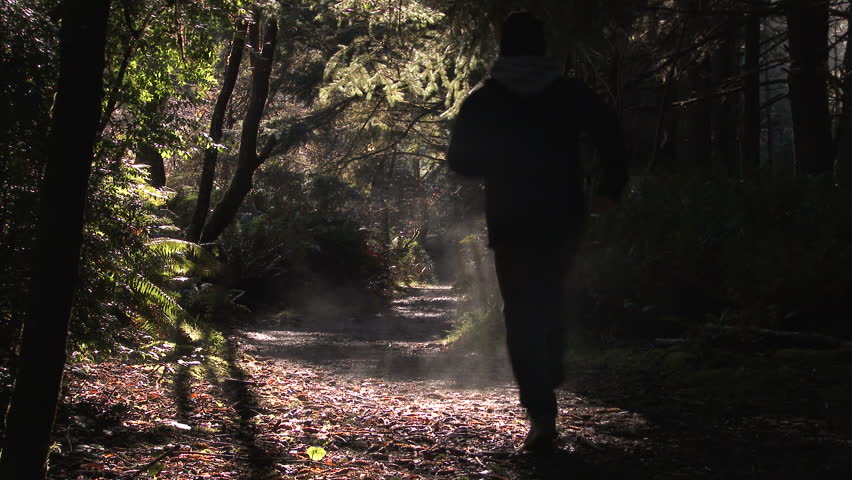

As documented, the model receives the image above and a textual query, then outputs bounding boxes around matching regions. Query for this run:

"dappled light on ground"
[50,286,852,479]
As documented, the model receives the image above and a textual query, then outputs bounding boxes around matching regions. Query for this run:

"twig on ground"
[122,445,179,479]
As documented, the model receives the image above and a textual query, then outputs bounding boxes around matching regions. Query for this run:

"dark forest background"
[3,0,852,477]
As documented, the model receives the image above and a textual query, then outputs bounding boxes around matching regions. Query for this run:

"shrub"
[213,167,391,310]
[578,174,852,338]
[74,161,202,348]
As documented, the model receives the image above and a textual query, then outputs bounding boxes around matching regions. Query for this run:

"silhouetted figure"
[447,12,628,452]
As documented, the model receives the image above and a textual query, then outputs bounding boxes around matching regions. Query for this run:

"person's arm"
[446,86,489,177]
[573,81,628,205]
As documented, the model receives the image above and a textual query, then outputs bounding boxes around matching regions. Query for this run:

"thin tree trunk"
[187,19,248,243]
[199,14,277,244]
[785,0,833,176]
[686,57,713,171]
[385,155,397,253]
[742,12,761,176]
[648,21,686,173]
[0,1,111,478]
[414,157,429,245]
[715,24,738,177]
[674,0,711,172]
[765,66,775,172]
[835,115,852,186]
[833,10,852,185]
[376,157,391,256]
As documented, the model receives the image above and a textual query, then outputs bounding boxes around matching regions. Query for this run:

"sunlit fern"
[146,237,220,279]
[120,238,220,340]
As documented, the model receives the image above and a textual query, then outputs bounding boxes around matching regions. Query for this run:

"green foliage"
[197,166,391,307]
[320,0,487,115]
[74,161,207,347]
[99,0,242,172]
[390,238,435,286]
[0,0,58,353]
[306,446,327,461]
[0,0,56,145]
[146,237,219,279]
[578,175,852,338]
[319,0,649,115]
[444,303,503,350]
[60,0,241,351]
[442,229,504,349]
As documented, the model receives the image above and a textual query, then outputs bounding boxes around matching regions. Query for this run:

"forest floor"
[49,286,852,479]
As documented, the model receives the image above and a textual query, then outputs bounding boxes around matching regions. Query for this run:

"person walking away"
[446,12,628,453]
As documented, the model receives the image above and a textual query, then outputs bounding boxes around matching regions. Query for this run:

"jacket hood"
[489,56,564,96]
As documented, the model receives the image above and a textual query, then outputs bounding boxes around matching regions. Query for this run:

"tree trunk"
[377,158,392,256]
[672,0,711,173]
[711,17,739,177]
[742,11,761,176]
[685,58,713,171]
[137,142,166,188]
[784,0,833,176]
[765,65,775,172]
[0,1,111,478]
[414,157,429,245]
[834,8,852,185]
[186,19,248,243]
[199,14,277,244]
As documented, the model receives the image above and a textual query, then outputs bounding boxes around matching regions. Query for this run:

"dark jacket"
[447,63,627,247]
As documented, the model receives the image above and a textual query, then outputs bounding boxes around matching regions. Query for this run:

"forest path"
[50,286,852,479]
[232,285,644,479]
[230,287,671,479]
[230,286,852,480]
[231,285,541,478]
[238,285,511,385]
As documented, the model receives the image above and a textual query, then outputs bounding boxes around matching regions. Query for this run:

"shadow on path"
[199,339,281,479]
[561,355,852,479]
[231,285,852,479]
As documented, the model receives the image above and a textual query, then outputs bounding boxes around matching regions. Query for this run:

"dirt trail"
[231,287,649,479]
[233,285,634,479]
[50,286,852,479]
[231,286,852,480]
[239,286,511,385]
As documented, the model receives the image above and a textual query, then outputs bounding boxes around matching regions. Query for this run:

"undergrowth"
[444,302,503,350]
[579,174,852,339]
[448,174,852,351]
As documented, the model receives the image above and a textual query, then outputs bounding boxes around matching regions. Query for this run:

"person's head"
[499,11,547,57]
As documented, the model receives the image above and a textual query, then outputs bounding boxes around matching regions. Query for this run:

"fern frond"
[128,273,190,327]
[145,237,221,277]
[146,238,205,257]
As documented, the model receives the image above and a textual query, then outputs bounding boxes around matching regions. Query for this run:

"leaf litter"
[47,286,852,479]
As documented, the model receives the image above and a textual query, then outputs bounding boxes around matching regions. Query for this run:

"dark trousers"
[493,242,577,419]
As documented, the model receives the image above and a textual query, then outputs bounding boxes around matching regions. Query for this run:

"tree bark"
[137,142,166,188]
[187,19,248,243]
[833,7,852,185]
[713,17,739,177]
[670,0,711,173]
[784,0,833,176]
[199,14,277,244]
[685,57,713,171]
[742,11,761,176]
[765,65,775,171]
[0,1,111,478]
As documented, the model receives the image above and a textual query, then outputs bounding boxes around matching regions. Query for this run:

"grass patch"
[444,303,504,351]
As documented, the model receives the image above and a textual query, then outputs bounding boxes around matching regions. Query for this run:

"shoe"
[522,415,557,453]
